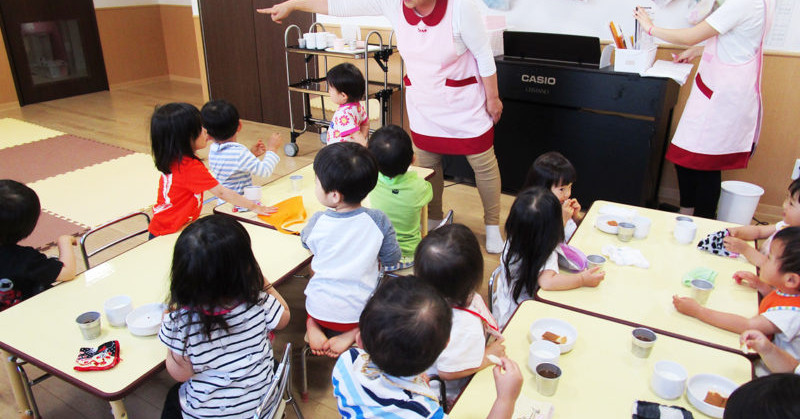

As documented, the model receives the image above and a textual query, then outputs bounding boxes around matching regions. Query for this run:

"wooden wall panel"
[0,28,17,106]
[160,5,200,80]
[95,6,168,86]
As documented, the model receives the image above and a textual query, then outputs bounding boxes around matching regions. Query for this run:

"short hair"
[367,125,414,178]
[360,275,452,377]
[415,224,483,307]
[0,180,40,245]
[773,226,800,277]
[313,142,378,204]
[326,63,365,103]
[150,102,203,174]
[523,151,577,190]
[723,373,800,419]
[201,99,239,141]
[789,178,800,201]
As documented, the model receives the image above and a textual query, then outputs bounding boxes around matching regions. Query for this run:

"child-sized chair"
[79,211,150,269]
[254,343,304,419]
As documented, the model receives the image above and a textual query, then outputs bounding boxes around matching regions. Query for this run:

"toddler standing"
[326,63,368,146]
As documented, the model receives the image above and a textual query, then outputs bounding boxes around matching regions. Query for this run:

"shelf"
[288,78,400,97]
[286,45,396,59]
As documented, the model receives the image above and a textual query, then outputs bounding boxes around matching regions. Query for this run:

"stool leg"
[110,399,128,418]
[2,351,33,418]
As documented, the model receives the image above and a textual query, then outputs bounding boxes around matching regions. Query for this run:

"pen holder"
[612,46,657,73]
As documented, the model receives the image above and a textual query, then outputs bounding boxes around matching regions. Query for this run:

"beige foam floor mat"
[0,118,63,150]
[29,153,160,228]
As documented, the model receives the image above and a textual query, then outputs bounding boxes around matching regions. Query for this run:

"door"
[0,0,108,105]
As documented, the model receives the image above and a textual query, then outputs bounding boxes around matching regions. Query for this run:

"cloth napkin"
[632,400,693,419]
[697,229,739,258]
[74,340,121,371]
[602,245,650,268]
[257,195,307,235]
[682,267,718,286]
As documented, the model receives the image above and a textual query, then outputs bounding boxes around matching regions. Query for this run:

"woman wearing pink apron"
[635,0,773,219]
[261,0,506,253]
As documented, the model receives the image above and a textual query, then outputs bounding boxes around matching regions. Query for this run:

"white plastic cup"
[333,38,346,50]
[717,181,764,225]
[632,327,657,358]
[244,186,262,203]
[290,175,303,193]
[674,220,697,244]
[76,311,102,340]
[304,33,316,50]
[528,340,560,371]
[315,32,328,50]
[104,295,133,327]
[632,216,651,239]
[298,37,306,48]
[535,363,561,396]
[650,360,688,400]
[691,278,714,305]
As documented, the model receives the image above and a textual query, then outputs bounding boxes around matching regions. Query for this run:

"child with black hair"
[301,142,401,357]
[724,178,800,270]
[202,99,283,201]
[523,151,582,241]
[332,275,523,419]
[494,187,605,328]
[367,124,432,271]
[0,179,76,311]
[159,215,290,419]
[326,62,368,146]
[723,373,800,419]
[415,224,505,404]
[148,102,274,236]
[674,227,800,369]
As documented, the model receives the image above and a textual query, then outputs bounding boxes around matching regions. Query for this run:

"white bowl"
[529,318,578,353]
[126,303,166,336]
[686,373,739,418]
[595,214,622,234]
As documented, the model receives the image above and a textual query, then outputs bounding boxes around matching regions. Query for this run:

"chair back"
[254,343,293,419]
[433,209,455,231]
[80,211,150,269]
[487,265,503,316]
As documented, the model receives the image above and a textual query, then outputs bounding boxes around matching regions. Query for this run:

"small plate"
[529,318,578,353]
[595,214,623,234]
[126,303,166,336]
[686,373,739,418]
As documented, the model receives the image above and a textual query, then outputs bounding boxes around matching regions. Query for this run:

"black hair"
[201,99,239,141]
[723,373,800,419]
[773,226,800,276]
[326,63,365,103]
[367,125,414,178]
[415,224,483,307]
[359,275,452,377]
[522,151,577,190]
[150,102,203,174]
[168,215,266,339]
[313,142,377,204]
[0,179,40,245]
[503,187,564,301]
[789,178,800,201]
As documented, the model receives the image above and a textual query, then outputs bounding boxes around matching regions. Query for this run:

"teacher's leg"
[675,165,697,215]
[413,147,444,221]
[693,169,722,219]
[466,147,503,254]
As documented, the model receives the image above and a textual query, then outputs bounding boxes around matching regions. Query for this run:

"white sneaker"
[485,225,504,254]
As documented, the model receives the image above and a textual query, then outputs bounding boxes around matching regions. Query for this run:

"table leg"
[109,400,128,418]
[1,350,33,418]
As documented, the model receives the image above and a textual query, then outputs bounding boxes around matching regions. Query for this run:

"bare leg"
[325,328,359,358]
[306,317,330,356]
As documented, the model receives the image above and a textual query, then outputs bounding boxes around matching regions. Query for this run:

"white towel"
[602,244,650,269]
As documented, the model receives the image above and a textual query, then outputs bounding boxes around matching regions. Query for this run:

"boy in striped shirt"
[202,99,282,206]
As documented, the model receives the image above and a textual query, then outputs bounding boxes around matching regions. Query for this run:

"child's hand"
[733,271,760,289]
[266,133,283,154]
[740,329,770,354]
[580,267,605,287]
[561,200,575,225]
[485,339,506,361]
[253,204,278,216]
[250,139,267,157]
[493,357,522,400]
[723,236,750,255]
[568,198,581,217]
[672,295,702,317]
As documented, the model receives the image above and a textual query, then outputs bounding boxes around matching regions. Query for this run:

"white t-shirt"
[762,309,800,360]
[327,0,497,77]
[705,0,769,64]
[564,218,577,242]
[493,249,559,329]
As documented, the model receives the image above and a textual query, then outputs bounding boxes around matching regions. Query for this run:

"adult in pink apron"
[260,0,505,253]
[635,0,772,219]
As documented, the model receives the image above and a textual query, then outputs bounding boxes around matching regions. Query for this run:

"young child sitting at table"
[741,329,800,374]
[723,373,800,418]
[332,275,523,419]
[147,103,274,237]
[674,227,800,368]
[301,142,401,357]
[493,187,605,328]
[415,224,505,405]
[326,63,369,146]
[202,99,282,204]
[367,124,432,271]
[158,215,290,419]
[724,178,800,269]
[522,151,582,241]
[0,179,77,311]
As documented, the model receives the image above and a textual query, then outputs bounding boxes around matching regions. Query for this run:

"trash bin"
[717,181,764,225]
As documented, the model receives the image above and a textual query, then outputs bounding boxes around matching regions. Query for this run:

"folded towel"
[632,400,693,419]
[602,245,650,268]
[257,195,307,235]
[682,267,718,287]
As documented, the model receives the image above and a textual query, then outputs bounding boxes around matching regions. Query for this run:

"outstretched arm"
[633,6,719,46]
[257,0,328,23]
[673,296,780,334]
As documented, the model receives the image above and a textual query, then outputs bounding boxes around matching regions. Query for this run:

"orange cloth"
[257,195,307,235]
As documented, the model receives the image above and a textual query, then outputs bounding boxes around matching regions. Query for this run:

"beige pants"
[414,146,501,225]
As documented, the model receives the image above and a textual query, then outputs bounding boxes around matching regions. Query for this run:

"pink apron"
[667,0,772,171]
[396,0,493,155]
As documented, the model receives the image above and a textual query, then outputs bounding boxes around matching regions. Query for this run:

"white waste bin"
[717,181,764,225]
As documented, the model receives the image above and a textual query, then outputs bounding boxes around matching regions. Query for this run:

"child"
[148,102,274,237]
[415,224,505,404]
[301,142,401,357]
[333,275,523,419]
[201,99,282,202]
[326,63,368,146]
[723,374,800,419]
[0,179,76,311]
[367,124,432,270]
[674,227,800,364]
[724,178,800,268]
[523,151,582,241]
[494,187,605,328]
[741,329,800,374]
[158,215,290,419]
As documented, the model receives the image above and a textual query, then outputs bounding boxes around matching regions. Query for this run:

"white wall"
[92,0,192,9]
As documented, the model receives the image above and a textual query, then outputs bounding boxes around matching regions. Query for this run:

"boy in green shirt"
[367,125,433,271]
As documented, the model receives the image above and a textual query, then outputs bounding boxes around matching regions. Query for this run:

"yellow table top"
[449,301,753,419]
[537,200,758,351]
[0,222,310,399]
[214,164,434,230]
